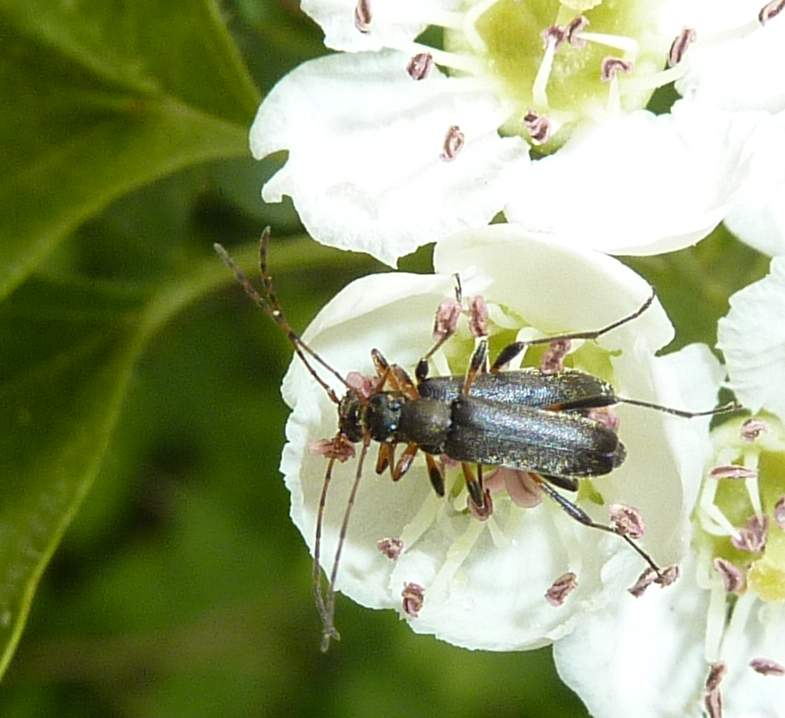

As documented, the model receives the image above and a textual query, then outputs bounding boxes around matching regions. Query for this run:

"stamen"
[532,27,565,108]
[565,16,589,47]
[540,339,571,374]
[628,566,657,597]
[433,299,462,339]
[461,0,498,53]
[759,0,785,25]
[741,418,768,442]
[774,496,785,529]
[668,28,697,67]
[656,565,680,588]
[705,577,728,661]
[401,582,425,618]
[609,503,646,539]
[407,52,434,81]
[600,57,633,82]
[750,657,785,676]
[523,110,553,146]
[377,537,404,560]
[731,515,768,553]
[709,464,758,480]
[440,125,465,161]
[354,0,372,33]
[577,32,640,56]
[704,662,726,718]
[545,572,578,606]
[468,296,489,338]
[713,557,746,594]
[309,435,356,462]
[407,43,485,75]
[346,371,375,400]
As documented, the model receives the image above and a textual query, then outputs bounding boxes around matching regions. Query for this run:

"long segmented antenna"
[320,436,372,652]
[616,398,741,419]
[313,454,338,621]
[214,229,350,403]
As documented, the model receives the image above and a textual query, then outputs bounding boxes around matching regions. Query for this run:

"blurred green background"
[0,1,769,715]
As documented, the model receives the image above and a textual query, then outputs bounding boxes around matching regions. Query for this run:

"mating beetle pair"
[215,229,734,650]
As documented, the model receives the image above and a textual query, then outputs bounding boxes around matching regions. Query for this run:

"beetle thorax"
[338,391,408,443]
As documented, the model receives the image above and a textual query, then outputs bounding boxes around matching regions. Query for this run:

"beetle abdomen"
[444,397,624,476]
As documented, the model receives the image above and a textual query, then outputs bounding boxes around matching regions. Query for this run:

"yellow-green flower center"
[446,0,672,147]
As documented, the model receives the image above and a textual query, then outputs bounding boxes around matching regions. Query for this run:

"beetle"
[215,228,735,650]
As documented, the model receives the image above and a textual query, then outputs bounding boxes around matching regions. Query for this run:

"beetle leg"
[490,289,656,372]
[540,473,580,492]
[375,443,393,475]
[533,475,663,577]
[425,453,446,496]
[393,442,419,481]
[461,462,486,510]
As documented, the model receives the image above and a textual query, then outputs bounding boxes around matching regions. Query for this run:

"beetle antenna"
[320,436,372,652]
[214,230,349,404]
[615,398,741,418]
[313,454,338,621]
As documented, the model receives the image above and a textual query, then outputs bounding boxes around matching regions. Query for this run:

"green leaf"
[0,0,261,301]
[0,237,366,678]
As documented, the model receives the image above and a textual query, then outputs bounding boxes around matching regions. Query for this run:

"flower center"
[444,0,672,146]
[698,416,785,603]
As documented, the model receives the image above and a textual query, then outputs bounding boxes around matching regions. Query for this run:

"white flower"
[554,414,785,718]
[718,257,785,424]
[250,0,780,264]
[278,225,719,650]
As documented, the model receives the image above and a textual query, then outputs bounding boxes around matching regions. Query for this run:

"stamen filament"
[408,42,485,75]
[743,450,763,517]
[532,36,558,108]
[462,0,498,53]
[623,64,687,92]
[389,8,465,30]
[575,31,640,57]
[705,576,728,661]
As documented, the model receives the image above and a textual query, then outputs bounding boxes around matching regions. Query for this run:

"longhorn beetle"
[214,229,737,651]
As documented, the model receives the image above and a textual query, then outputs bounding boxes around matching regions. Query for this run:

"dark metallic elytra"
[215,228,739,651]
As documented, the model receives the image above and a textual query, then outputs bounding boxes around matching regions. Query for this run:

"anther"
[601,57,633,82]
[704,662,726,718]
[741,418,768,442]
[309,436,356,462]
[731,515,768,553]
[346,371,376,400]
[540,339,571,374]
[565,16,589,47]
[774,496,785,529]
[541,25,567,49]
[655,565,679,587]
[667,28,697,67]
[407,52,434,81]
[433,299,462,338]
[401,582,425,618]
[713,557,746,594]
[486,468,541,508]
[440,125,465,161]
[587,406,620,431]
[522,110,552,145]
[628,567,658,597]
[750,658,785,676]
[759,0,785,25]
[354,0,372,33]
[468,296,489,338]
[545,572,578,606]
[709,464,759,480]
[610,503,646,539]
[377,537,404,560]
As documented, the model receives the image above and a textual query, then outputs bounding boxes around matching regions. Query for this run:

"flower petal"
[250,51,529,266]
[279,227,695,649]
[301,0,462,53]
[676,5,785,114]
[504,102,761,255]
[718,257,785,423]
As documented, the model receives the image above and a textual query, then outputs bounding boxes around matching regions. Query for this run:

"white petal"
[504,102,761,255]
[301,0,462,53]
[553,556,711,717]
[677,7,785,114]
[717,257,785,422]
[725,113,785,256]
[279,227,693,649]
[649,344,724,513]
[250,51,529,266]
